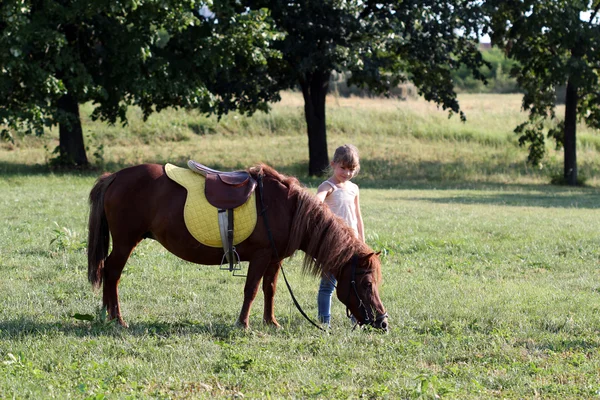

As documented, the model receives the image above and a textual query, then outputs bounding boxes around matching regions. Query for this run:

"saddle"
[188,160,256,209]
[187,160,257,273]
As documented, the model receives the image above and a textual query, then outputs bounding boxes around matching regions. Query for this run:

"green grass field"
[1,93,600,398]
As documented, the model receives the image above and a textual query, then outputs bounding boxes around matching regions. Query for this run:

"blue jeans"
[317,275,337,324]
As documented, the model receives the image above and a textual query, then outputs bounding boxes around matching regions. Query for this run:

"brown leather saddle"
[187,160,257,274]
[187,160,256,209]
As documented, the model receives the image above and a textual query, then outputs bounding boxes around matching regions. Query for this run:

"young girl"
[316,144,365,326]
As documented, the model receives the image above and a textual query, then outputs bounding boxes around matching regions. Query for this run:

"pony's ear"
[363,251,381,260]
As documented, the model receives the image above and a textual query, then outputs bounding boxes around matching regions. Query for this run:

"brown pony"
[88,163,388,330]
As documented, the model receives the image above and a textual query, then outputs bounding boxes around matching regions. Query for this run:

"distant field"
[1,93,600,398]
[2,92,600,186]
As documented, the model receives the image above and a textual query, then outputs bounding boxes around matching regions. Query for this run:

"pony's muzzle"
[374,313,389,332]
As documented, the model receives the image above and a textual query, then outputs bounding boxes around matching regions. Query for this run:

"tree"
[486,0,600,185]
[245,0,488,175]
[0,1,280,166]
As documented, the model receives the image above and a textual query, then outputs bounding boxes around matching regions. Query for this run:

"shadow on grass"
[0,315,323,340]
[404,191,600,209]
[0,162,52,176]
[538,338,600,353]
[0,161,101,178]
[2,157,600,195]
[0,318,244,340]
[271,159,600,191]
[3,159,598,210]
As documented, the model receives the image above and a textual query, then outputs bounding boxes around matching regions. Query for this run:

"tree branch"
[589,0,600,25]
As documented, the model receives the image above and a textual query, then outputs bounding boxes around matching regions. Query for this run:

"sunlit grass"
[1,174,600,398]
[2,93,600,398]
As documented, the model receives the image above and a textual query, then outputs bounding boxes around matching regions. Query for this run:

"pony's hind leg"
[103,241,138,327]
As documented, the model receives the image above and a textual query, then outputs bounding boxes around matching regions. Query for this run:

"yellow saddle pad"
[164,163,257,248]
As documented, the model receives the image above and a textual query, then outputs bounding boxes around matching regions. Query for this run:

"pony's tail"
[87,173,116,289]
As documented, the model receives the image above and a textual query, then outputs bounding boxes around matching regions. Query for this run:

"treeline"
[331,46,520,98]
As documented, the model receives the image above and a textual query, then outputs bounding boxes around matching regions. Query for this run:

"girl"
[315,144,365,326]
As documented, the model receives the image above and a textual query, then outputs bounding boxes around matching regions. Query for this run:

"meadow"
[1,92,600,398]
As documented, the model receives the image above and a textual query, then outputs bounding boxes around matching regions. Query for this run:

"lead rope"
[257,173,327,333]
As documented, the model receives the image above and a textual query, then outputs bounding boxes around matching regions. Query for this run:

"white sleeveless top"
[322,180,359,236]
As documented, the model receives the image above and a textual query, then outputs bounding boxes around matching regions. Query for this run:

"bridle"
[345,254,389,330]
[257,172,388,331]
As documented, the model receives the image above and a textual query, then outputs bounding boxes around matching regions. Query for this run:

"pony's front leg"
[236,253,271,329]
[262,261,282,328]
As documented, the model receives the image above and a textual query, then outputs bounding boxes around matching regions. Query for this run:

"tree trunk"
[57,93,89,167]
[300,70,330,176]
[563,79,577,186]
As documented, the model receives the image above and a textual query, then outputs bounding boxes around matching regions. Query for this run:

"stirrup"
[220,248,245,277]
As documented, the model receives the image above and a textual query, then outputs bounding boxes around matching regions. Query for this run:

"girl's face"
[332,162,356,183]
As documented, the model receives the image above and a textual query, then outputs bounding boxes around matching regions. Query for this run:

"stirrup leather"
[218,209,242,274]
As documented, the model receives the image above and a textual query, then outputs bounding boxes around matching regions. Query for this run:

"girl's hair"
[332,144,361,175]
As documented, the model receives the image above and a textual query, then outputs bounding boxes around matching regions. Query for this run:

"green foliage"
[334,46,520,96]
[486,0,600,183]
[550,173,588,186]
[45,144,76,169]
[49,222,86,254]
[71,313,95,322]
[411,373,454,398]
[0,0,282,165]
[452,47,520,93]
[248,0,488,117]
[1,129,14,144]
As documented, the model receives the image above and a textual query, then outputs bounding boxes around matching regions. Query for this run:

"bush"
[453,46,521,93]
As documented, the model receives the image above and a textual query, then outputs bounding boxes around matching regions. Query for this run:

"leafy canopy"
[245,0,489,120]
[0,0,281,141]
[487,0,600,165]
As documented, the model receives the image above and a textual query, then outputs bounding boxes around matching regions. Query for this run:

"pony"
[87,163,388,330]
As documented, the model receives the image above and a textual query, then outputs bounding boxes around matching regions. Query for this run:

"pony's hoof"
[108,317,129,328]
[263,320,283,330]
[234,319,249,330]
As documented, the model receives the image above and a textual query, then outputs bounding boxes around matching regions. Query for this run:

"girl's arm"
[316,182,332,203]
[355,189,365,242]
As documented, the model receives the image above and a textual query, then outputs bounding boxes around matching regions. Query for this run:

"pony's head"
[334,252,388,331]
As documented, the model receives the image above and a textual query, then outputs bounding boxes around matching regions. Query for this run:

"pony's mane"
[249,164,380,279]
[249,163,302,189]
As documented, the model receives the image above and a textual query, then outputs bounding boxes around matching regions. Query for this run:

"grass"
[1,93,600,398]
